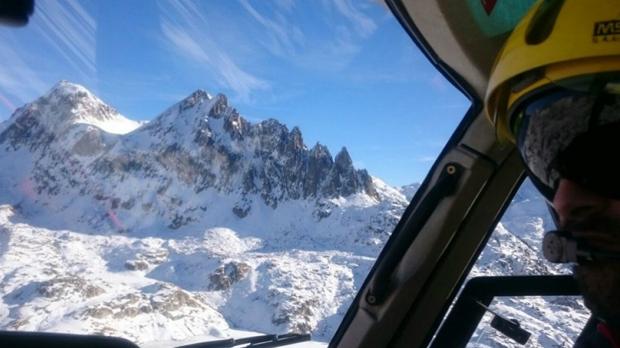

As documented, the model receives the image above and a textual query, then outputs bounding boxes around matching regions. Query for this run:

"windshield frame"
[329,0,534,347]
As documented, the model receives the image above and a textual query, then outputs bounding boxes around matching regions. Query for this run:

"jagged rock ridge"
[0,82,590,347]
[0,82,381,232]
[0,82,409,342]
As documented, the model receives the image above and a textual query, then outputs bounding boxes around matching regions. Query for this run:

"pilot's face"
[553,178,620,326]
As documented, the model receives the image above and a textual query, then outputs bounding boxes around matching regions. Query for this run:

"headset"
[543,230,620,263]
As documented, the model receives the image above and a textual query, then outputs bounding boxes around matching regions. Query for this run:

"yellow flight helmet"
[485,0,620,143]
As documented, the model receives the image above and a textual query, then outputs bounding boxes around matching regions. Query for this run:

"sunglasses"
[514,80,620,202]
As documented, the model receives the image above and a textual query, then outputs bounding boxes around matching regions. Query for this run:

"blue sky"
[0,0,470,186]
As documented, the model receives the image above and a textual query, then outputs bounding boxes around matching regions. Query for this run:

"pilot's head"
[484,0,620,327]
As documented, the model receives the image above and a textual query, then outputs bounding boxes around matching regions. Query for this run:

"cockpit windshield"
[0,1,468,346]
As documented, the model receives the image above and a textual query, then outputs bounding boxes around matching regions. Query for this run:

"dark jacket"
[575,317,619,348]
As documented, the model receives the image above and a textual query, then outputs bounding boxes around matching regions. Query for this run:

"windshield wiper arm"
[176,333,312,348]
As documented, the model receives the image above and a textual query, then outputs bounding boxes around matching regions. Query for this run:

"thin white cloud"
[0,0,96,117]
[0,37,49,113]
[332,0,377,37]
[274,0,295,12]
[239,0,378,72]
[33,0,96,78]
[238,0,304,57]
[158,0,269,101]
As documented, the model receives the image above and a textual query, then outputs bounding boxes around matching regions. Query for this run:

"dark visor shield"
[516,87,620,201]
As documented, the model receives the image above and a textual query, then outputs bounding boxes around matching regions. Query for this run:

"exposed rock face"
[322,147,376,198]
[0,82,411,343]
[399,183,420,201]
[124,260,149,271]
[37,276,105,299]
[80,283,214,321]
[209,262,252,291]
[0,82,381,230]
[232,199,251,218]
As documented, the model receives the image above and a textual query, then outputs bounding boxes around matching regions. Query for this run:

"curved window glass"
[0,1,468,345]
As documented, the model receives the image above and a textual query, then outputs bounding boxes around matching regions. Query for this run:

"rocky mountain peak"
[257,118,287,134]
[0,81,141,151]
[399,183,420,201]
[0,82,383,224]
[289,127,303,149]
[179,89,211,111]
[46,80,91,99]
[210,94,229,117]
[310,143,331,159]
[334,147,353,170]
[223,112,249,140]
[40,80,120,124]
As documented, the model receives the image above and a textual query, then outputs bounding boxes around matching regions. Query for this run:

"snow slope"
[466,180,589,347]
[0,82,406,345]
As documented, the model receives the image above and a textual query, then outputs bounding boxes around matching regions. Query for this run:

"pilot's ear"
[0,0,34,27]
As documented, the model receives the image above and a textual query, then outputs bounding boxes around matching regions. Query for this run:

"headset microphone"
[543,230,620,263]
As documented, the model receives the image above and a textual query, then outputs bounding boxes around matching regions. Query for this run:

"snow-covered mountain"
[0,82,588,347]
[398,183,420,202]
[0,81,386,230]
[0,82,407,344]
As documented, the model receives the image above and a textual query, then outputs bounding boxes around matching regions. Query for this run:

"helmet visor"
[516,83,620,201]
